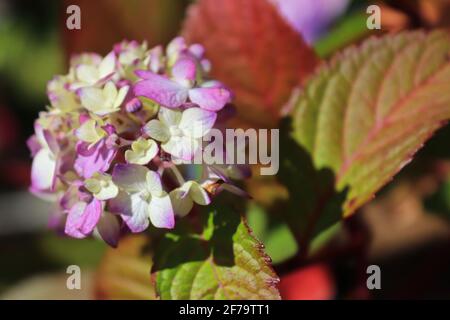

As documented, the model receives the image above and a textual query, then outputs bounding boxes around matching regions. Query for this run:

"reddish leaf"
[182,0,319,128]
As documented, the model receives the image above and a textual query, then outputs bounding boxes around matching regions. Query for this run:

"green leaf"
[247,203,298,264]
[283,30,450,249]
[279,128,348,252]
[314,12,372,58]
[152,207,280,300]
[0,20,63,101]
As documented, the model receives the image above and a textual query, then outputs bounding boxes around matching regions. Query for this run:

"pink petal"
[134,70,154,80]
[134,71,188,108]
[42,130,60,155]
[74,140,117,179]
[79,198,103,235]
[65,198,102,238]
[76,140,96,157]
[125,97,142,113]
[189,44,205,59]
[172,57,197,83]
[27,135,41,157]
[188,87,231,111]
[60,184,80,211]
[65,202,87,238]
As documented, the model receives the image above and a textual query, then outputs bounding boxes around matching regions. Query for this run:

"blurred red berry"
[279,263,335,300]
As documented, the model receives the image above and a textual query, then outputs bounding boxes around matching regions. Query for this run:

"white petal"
[96,182,119,201]
[149,195,174,229]
[99,51,116,78]
[125,139,158,165]
[143,120,170,142]
[75,119,105,144]
[79,87,104,113]
[159,107,182,127]
[31,148,56,191]
[169,188,193,217]
[121,193,150,233]
[103,81,117,98]
[179,108,217,138]
[84,178,101,194]
[146,170,163,197]
[162,136,199,161]
[114,85,129,108]
[76,65,98,85]
[186,181,211,205]
[144,139,159,162]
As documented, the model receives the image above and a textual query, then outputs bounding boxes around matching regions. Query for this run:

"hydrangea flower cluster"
[28,37,248,247]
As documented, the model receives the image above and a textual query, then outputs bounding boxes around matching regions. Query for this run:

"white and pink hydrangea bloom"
[28,37,248,247]
[143,107,217,161]
[70,51,117,89]
[110,164,174,231]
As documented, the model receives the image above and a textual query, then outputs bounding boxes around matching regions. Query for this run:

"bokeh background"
[1,0,450,299]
